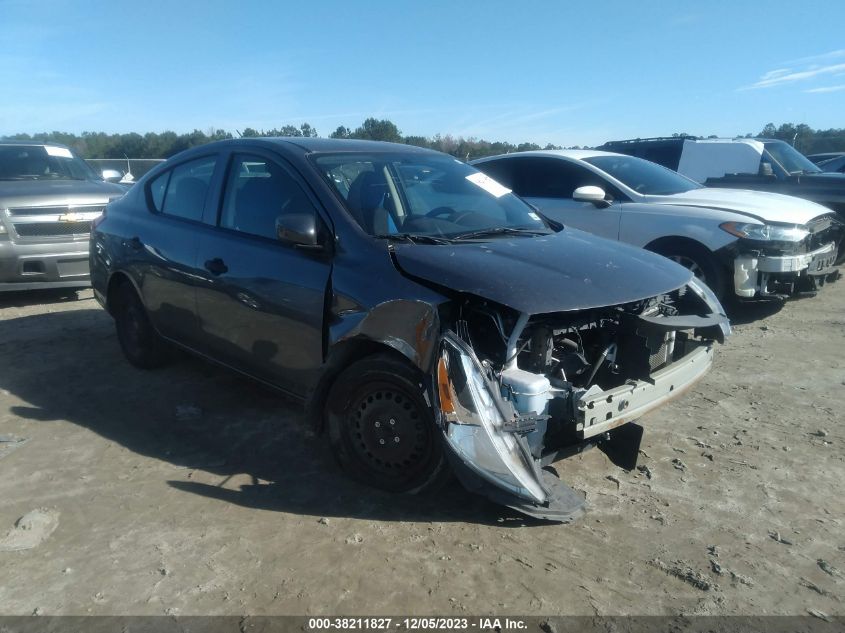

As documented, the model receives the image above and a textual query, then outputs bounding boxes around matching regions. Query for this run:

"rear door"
[479,157,622,241]
[194,150,332,395]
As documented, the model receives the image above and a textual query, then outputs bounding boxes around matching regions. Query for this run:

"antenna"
[122,153,135,184]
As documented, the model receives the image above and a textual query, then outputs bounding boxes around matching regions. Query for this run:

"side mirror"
[276,213,323,250]
[102,169,123,182]
[573,185,611,208]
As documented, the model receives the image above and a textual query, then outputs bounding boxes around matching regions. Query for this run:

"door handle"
[204,257,228,276]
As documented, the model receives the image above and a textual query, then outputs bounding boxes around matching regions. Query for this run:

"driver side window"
[481,158,622,201]
[528,158,617,199]
[219,153,317,240]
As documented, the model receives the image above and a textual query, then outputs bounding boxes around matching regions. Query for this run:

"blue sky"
[1,0,843,147]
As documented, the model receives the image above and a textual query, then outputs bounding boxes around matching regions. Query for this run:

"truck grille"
[5,204,105,239]
[14,221,92,237]
[7,204,105,217]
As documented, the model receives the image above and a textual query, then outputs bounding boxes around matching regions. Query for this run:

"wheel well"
[105,272,134,316]
[644,236,712,258]
[306,339,426,434]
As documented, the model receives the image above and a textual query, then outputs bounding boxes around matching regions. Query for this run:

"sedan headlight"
[437,334,547,504]
[720,221,809,242]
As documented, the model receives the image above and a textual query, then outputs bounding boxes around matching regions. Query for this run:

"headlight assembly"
[437,334,547,504]
[720,221,809,242]
[686,276,731,341]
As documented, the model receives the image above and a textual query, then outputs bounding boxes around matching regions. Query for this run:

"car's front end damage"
[431,277,728,521]
[722,214,843,298]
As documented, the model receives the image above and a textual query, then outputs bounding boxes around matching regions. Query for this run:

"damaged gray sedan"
[90,138,729,521]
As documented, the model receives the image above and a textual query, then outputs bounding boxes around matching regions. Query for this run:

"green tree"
[351,118,402,143]
[330,125,351,139]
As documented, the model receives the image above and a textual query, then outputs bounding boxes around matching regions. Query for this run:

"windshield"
[313,152,551,239]
[762,141,821,175]
[584,154,702,195]
[0,145,100,181]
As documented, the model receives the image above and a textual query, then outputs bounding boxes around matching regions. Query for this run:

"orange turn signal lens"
[436,356,455,414]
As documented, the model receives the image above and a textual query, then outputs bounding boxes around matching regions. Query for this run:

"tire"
[650,242,727,301]
[326,354,450,494]
[112,282,170,369]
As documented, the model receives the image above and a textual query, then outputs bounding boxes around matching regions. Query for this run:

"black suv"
[90,138,728,520]
[599,137,845,224]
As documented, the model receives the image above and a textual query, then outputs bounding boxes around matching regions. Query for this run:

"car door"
[135,154,220,347]
[194,150,332,396]
[479,157,622,241]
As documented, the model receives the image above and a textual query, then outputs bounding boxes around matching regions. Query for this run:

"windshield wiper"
[375,233,455,245]
[452,227,552,241]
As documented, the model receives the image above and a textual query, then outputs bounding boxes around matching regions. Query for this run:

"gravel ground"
[0,280,843,616]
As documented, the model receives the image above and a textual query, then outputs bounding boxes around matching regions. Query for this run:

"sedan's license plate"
[809,253,835,274]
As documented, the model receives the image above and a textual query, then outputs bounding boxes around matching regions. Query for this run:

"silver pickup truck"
[0,142,127,291]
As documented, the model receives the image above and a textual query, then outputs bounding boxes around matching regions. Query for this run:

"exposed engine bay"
[434,277,729,521]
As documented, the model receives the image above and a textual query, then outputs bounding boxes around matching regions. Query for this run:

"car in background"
[597,137,845,225]
[0,141,127,291]
[472,150,842,300]
[818,155,845,174]
[807,152,845,165]
[90,138,729,521]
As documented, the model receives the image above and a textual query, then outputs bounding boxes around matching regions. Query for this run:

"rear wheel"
[650,242,727,301]
[112,282,170,369]
[326,354,450,493]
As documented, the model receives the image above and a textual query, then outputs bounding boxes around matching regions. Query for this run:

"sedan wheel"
[113,283,170,369]
[651,243,727,301]
[326,354,450,493]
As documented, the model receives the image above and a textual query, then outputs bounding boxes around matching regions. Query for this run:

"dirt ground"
[0,279,843,617]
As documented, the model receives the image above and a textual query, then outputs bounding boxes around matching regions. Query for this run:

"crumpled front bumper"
[575,343,713,439]
[434,331,715,522]
[733,241,837,297]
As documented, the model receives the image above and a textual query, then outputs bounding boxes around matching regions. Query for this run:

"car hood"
[644,188,831,225]
[390,228,692,315]
[803,171,845,181]
[0,179,127,208]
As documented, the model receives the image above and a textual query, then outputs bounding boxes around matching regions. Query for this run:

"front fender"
[328,298,441,372]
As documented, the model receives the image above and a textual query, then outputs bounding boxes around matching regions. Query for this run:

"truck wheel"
[651,242,727,301]
[113,283,170,369]
[326,354,450,494]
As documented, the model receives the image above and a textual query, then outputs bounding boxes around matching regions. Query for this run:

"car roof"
[602,136,775,149]
[244,137,437,154]
[474,149,626,162]
[0,140,72,149]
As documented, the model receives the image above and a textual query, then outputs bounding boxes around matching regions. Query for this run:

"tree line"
[3,119,843,160]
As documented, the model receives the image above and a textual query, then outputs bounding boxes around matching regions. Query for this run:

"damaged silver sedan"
[90,138,730,521]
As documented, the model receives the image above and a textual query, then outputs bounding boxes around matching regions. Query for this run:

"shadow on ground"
[0,308,537,526]
[724,297,785,325]
[0,288,85,308]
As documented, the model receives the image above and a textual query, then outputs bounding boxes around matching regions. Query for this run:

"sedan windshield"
[0,145,100,181]
[584,155,702,195]
[312,152,552,240]
[762,141,822,175]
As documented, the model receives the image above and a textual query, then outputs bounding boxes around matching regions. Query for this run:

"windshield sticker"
[465,172,511,198]
[45,146,73,158]
[528,212,541,222]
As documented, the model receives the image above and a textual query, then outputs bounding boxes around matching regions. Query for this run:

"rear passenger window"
[219,154,317,241]
[149,171,170,211]
[150,156,217,221]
